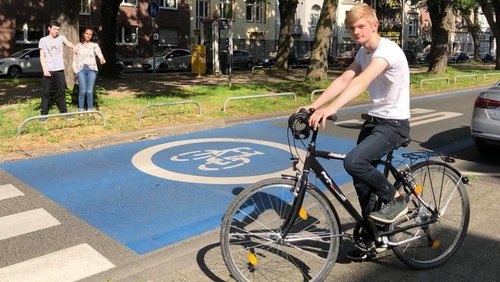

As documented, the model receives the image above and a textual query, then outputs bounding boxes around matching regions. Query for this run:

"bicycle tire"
[390,161,470,269]
[220,178,341,281]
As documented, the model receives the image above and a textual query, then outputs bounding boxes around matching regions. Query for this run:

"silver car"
[471,81,500,153]
[0,48,42,78]
[142,48,191,72]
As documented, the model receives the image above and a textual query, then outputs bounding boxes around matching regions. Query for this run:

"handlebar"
[288,108,337,140]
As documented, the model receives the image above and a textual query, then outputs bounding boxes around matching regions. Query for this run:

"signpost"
[148,2,160,73]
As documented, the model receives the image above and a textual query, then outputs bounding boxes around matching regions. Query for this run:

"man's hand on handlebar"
[309,106,337,130]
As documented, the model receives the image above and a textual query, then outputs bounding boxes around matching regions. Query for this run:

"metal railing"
[17,111,106,137]
[454,74,479,84]
[419,77,450,89]
[310,89,325,101]
[223,92,296,112]
[137,100,202,121]
[483,73,500,79]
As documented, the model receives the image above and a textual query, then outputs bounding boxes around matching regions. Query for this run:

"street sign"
[147,2,160,18]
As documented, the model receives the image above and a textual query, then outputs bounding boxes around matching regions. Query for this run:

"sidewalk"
[84,173,500,282]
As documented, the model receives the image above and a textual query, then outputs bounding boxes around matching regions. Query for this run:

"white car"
[142,48,191,72]
[0,48,42,78]
[471,81,500,153]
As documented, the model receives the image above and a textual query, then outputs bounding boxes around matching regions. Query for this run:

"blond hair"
[345,3,378,28]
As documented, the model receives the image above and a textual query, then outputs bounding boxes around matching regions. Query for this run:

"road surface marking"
[0,208,60,240]
[0,243,115,282]
[0,184,24,201]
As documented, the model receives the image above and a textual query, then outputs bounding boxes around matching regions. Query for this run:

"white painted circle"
[131,138,305,184]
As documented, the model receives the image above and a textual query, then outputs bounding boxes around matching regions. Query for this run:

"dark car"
[296,51,336,67]
[403,49,417,65]
[417,52,430,64]
[481,52,495,63]
[232,50,253,70]
[335,50,356,66]
[261,51,298,68]
[448,52,470,64]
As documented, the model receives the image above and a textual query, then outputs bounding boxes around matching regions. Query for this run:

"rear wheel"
[390,162,469,269]
[220,178,341,281]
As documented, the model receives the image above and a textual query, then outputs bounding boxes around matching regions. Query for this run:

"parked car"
[232,50,253,70]
[417,52,430,64]
[261,51,298,68]
[447,52,470,64]
[335,50,356,66]
[0,48,42,78]
[471,81,500,154]
[142,48,191,72]
[296,51,336,67]
[403,49,417,64]
[481,52,495,63]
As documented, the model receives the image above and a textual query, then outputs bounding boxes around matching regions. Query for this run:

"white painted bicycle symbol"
[171,147,264,171]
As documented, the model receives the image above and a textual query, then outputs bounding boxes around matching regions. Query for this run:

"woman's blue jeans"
[77,65,97,111]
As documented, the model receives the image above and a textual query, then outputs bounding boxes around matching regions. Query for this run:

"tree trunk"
[306,0,337,81]
[100,0,122,78]
[276,0,299,69]
[427,0,453,74]
[51,0,80,88]
[477,0,500,70]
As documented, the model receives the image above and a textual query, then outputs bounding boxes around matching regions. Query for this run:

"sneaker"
[346,249,374,261]
[369,195,408,224]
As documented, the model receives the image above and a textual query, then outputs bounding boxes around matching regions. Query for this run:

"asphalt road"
[0,88,499,281]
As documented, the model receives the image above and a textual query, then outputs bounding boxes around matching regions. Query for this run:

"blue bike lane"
[0,118,381,255]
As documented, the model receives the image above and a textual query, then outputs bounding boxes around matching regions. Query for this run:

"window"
[311,5,321,27]
[408,18,417,36]
[246,2,254,22]
[121,0,137,6]
[159,0,177,9]
[80,0,91,14]
[158,28,178,46]
[196,0,209,29]
[255,2,264,23]
[15,21,45,43]
[116,26,138,45]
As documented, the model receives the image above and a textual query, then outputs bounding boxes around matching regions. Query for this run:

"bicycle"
[220,109,470,281]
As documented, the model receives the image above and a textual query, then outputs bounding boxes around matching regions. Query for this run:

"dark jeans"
[343,118,410,218]
[41,70,67,115]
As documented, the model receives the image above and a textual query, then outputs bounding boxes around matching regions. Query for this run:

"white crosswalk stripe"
[334,108,463,127]
[0,184,115,281]
[0,243,115,282]
[0,184,24,201]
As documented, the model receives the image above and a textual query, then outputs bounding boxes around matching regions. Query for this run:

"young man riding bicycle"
[304,3,411,259]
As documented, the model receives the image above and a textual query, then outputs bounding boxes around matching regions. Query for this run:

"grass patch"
[0,66,498,156]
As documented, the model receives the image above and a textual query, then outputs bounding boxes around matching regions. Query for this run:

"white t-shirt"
[355,38,410,120]
[39,35,67,72]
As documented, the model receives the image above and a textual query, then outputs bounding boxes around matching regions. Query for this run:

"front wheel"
[390,162,470,269]
[220,178,341,282]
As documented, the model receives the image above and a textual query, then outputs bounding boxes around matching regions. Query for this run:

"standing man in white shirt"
[304,3,411,259]
[38,20,76,120]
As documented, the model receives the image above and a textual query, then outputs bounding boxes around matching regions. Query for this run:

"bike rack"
[251,65,264,72]
[222,92,296,112]
[419,77,449,89]
[137,100,202,121]
[17,111,106,137]
[453,74,478,84]
[483,73,500,79]
[310,89,325,101]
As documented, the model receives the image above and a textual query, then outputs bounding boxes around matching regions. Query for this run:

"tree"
[276,0,300,69]
[452,0,481,62]
[306,0,337,81]
[477,0,500,69]
[427,0,453,73]
[100,0,122,78]
[50,0,80,87]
